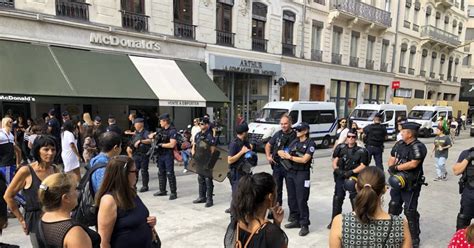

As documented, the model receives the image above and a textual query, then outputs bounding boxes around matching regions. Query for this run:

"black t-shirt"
[390,139,427,175]
[0,129,15,166]
[333,144,370,171]
[106,124,122,136]
[363,123,387,146]
[0,173,6,228]
[224,220,288,248]
[48,117,61,140]
[457,148,474,163]
[228,138,251,168]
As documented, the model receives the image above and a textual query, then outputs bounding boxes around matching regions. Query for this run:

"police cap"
[159,113,170,120]
[134,117,144,123]
[199,117,210,124]
[236,123,249,134]
[294,122,310,131]
[48,108,55,115]
[347,129,358,138]
[94,116,102,122]
[401,122,421,131]
[62,111,69,116]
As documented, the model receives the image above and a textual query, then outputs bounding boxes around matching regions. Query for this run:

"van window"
[302,111,318,124]
[301,110,335,124]
[319,110,336,124]
[384,111,394,122]
[396,111,406,120]
[289,111,299,123]
[255,108,288,124]
[439,111,447,118]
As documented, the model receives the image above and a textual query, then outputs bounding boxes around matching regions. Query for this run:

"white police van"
[248,101,338,149]
[349,104,407,138]
[407,105,453,137]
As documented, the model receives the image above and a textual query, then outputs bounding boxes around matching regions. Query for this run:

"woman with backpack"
[224,172,288,248]
[37,173,100,248]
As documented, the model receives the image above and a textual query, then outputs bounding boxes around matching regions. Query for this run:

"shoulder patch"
[309,146,315,153]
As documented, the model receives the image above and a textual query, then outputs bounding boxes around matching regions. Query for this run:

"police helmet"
[388,172,408,190]
[244,151,258,167]
[343,176,358,193]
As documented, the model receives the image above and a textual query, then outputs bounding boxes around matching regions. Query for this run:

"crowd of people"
[0,107,474,248]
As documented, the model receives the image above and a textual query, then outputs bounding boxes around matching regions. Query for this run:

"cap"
[235,123,249,134]
[94,116,102,122]
[108,114,115,119]
[294,122,310,131]
[374,113,383,118]
[401,122,421,131]
[62,111,69,116]
[134,117,144,123]
[199,117,210,124]
[48,108,55,115]
[159,113,170,120]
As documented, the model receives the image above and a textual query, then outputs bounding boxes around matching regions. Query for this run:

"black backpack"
[72,162,107,227]
[175,132,185,151]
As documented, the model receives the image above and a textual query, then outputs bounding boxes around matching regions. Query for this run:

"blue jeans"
[435,156,447,178]
[181,150,190,169]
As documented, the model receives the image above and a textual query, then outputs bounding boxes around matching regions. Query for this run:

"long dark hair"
[95,156,136,210]
[231,172,276,225]
[32,135,57,163]
[354,167,386,224]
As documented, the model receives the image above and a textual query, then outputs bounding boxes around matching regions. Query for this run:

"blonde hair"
[38,173,75,212]
[83,113,94,126]
[1,117,12,131]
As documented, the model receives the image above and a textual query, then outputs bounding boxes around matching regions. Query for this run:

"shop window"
[394,88,412,98]
[364,84,387,103]
[330,80,359,117]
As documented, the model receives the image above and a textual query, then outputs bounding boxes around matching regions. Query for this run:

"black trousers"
[286,170,310,226]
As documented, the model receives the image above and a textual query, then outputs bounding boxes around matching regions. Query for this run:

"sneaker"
[284,221,301,229]
[299,225,309,236]
[182,169,188,173]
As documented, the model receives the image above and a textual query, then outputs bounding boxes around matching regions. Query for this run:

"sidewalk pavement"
[2,131,473,247]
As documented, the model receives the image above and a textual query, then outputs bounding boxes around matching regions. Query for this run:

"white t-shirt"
[61,130,79,172]
[337,128,349,145]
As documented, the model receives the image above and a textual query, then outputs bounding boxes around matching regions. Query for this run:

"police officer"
[328,130,369,229]
[126,118,152,192]
[278,122,316,237]
[453,147,474,230]
[151,113,178,200]
[265,114,296,220]
[363,113,387,171]
[387,122,427,247]
[192,117,216,208]
[227,123,252,194]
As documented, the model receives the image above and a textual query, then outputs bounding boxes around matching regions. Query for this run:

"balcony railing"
[420,70,426,76]
[331,0,391,28]
[399,66,406,73]
[252,37,267,52]
[174,22,196,40]
[453,76,458,82]
[430,72,436,78]
[404,20,411,28]
[332,53,342,65]
[408,68,415,75]
[56,0,89,21]
[216,30,235,47]
[282,43,296,56]
[0,0,14,8]
[121,10,149,32]
[439,74,444,80]
[413,24,419,32]
[350,56,359,67]
[421,25,461,47]
[366,59,374,70]
[311,49,323,62]
[447,75,452,81]
[380,62,389,72]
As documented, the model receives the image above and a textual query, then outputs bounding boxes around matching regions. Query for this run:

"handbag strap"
[381,215,394,247]
[235,220,269,248]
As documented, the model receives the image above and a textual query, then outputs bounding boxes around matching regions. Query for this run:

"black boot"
[327,196,344,229]
[153,172,167,196]
[205,178,214,208]
[405,210,421,248]
[139,169,149,192]
[168,173,178,200]
[193,178,206,204]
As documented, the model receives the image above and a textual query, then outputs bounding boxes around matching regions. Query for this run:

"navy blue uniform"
[330,144,369,224]
[268,130,297,207]
[456,148,474,230]
[228,138,252,194]
[284,138,316,227]
[194,129,216,205]
[388,139,427,246]
[131,129,151,189]
[156,126,178,196]
[363,123,387,171]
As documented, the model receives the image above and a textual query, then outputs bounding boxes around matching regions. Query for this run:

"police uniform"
[129,120,151,192]
[282,123,316,234]
[228,131,252,194]
[363,114,387,171]
[455,148,474,230]
[329,142,369,227]
[388,122,427,247]
[268,129,297,208]
[193,126,216,207]
[153,114,178,200]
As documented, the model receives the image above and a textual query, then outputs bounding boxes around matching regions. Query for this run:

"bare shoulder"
[64,226,91,248]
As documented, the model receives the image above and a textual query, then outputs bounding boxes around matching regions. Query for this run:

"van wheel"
[421,128,430,138]
[321,136,331,149]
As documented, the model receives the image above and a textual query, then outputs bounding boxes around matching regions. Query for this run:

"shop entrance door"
[234,74,270,124]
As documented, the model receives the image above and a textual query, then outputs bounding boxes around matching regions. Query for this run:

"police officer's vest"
[337,144,368,172]
[157,127,176,154]
[365,123,386,147]
[132,130,151,155]
[393,139,425,179]
[195,131,213,156]
[289,139,313,171]
[230,137,249,167]
[272,130,296,161]
[462,148,474,189]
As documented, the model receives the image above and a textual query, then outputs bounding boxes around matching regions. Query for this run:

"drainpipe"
[301,0,307,58]
[391,0,401,73]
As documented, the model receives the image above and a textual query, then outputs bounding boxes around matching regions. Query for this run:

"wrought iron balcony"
[439,74,444,80]
[421,25,461,48]
[252,37,267,52]
[282,43,296,56]
[404,20,411,28]
[380,62,389,72]
[350,56,359,67]
[366,59,374,70]
[399,66,406,73]
[216,30,235,47]
[330,0,391,28]
[311,49,323,62]
[408,68,415,75]
[447,75,452,81]
[430,72,436,78]
[412,24,419,32]
[0,0,14,8]
[332,53,342,65]
[174,22,196,40]
[453,76,458,82]
[121,10,149,32]
[56,0,89,21]
[420,70,426,76]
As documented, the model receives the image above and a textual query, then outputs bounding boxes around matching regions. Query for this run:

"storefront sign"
[90,33,161,52]
[0,95,36,102]
[391,81,400,89]
[160,100,206,107]
[209,55,281,76]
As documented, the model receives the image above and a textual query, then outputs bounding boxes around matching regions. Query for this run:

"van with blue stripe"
[248,101,338,149]
[407,105,453,137]
[349,104,407,139]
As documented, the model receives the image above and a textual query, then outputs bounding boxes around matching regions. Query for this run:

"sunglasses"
[199,122,207,126]
[347,135,356,139]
